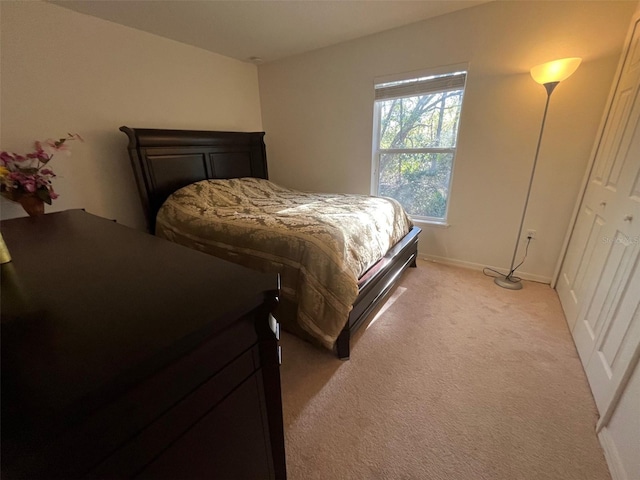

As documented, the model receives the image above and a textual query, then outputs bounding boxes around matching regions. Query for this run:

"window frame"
[371,66,467,225]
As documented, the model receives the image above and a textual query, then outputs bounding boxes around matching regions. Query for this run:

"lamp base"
[494,275,523,290]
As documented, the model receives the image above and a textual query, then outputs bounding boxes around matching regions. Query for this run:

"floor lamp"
[494,57,582,290]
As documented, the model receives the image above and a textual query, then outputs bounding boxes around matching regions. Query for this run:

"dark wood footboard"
[336,226,421,359]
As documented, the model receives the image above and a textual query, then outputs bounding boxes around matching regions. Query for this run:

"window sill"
[412,219,450,228]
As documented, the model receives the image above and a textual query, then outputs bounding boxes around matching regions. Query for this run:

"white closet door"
[556,18,640,480]
[557,21,640,338]
[558,19,640,410]
[575,96,640,413]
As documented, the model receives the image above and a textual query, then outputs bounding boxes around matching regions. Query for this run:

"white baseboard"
[598,426,628,480]
[417,253,552,285]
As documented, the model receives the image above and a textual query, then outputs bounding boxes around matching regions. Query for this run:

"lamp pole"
[494,82,557,290]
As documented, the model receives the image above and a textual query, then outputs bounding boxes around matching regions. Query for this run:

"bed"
[120,126,421,359]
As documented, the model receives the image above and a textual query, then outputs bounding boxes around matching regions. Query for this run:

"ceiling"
[50,0,490,64]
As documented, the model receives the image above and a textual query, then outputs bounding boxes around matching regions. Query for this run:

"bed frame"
[120,126,420,359]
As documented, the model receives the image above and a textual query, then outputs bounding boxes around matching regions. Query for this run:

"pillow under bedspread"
[155,177,412,348]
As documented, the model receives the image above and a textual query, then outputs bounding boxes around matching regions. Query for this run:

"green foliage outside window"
[379,152,453,218]
[376,89,463,219]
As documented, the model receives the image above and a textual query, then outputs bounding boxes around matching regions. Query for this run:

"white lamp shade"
[530,57,582,85]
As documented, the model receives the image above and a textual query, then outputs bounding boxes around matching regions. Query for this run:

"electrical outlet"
[526,229,536,240]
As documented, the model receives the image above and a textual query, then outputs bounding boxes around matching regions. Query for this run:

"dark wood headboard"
[120,127,268,233]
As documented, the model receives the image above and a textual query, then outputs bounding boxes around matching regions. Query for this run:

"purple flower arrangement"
[0,133,83,205]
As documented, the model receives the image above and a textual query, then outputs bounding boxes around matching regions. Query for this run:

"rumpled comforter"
[156,178,412,348]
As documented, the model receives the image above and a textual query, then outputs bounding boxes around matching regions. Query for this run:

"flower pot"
[19,195,45,217]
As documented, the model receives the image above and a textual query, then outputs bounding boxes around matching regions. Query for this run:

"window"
[372,70,466,223]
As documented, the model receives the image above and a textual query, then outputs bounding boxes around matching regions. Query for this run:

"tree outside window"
[373,72,466,222]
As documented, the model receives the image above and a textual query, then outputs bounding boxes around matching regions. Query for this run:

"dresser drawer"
[90,346,259,478]
[4,311,262,479]
[136,370,274,479]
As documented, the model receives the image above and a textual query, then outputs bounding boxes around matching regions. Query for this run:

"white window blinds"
[374,72,466,101]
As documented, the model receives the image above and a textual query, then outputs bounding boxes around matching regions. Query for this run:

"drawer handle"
[268,314,280,340]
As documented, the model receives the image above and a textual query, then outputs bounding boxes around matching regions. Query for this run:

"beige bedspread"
[156,178,412,348]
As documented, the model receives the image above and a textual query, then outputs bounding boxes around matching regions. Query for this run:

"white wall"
[0,1,262,229]
[258,0,637,282]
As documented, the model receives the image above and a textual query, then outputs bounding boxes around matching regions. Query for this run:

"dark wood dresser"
[1,210,286,479]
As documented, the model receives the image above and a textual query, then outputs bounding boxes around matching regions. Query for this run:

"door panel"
[558,211,607,329]
[573,231,638,365]
[586,257,640,413]
[596,25,640,187]
[595,85,635,187]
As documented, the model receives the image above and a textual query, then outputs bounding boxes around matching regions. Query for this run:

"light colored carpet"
[279,259,610,480]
